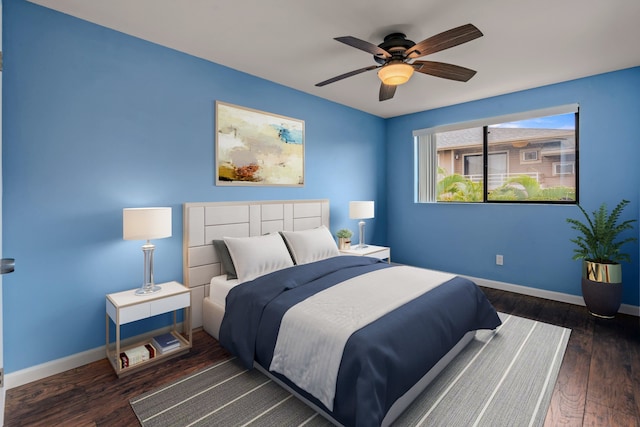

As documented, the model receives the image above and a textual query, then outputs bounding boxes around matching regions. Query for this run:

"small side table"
[106,281,192,377]
[339,245,391,263]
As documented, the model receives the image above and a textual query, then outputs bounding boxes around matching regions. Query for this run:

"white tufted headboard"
[183,199,330,328]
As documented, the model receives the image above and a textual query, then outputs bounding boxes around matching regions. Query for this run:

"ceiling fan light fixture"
[378,62,414,85]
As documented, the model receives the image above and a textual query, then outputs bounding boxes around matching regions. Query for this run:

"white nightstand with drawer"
[106,281,192,377]
[339,245,391,263]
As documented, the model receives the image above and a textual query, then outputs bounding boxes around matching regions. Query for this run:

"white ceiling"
[28,0,640,118]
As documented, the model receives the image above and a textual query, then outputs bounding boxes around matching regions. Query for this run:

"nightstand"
[339,245,391,263]
[106,281,192,377]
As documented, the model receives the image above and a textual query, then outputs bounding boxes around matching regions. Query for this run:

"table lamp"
[349,201,374,249]
[123,207,172,295]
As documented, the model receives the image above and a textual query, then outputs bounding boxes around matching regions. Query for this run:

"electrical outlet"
[496,254,504,265]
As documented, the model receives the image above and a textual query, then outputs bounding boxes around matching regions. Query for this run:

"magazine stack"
[152,332,181,354]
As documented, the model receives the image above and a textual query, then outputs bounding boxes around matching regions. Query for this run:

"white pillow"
[223,234,294,283]
[280,226,339,265]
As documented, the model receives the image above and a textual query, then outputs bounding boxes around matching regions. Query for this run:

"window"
[521,150,539,162]
[415,104,578,204]
[553,162,575,175]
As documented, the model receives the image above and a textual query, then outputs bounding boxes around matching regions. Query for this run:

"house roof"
[436,128,575,150]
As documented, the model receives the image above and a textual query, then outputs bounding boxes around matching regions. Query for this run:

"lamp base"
[135,284,162,296]
[353,244,369,249]
[356,220,368,249]
[135,241,161,296]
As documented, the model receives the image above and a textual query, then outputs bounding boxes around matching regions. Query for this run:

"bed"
[183,200,501,427]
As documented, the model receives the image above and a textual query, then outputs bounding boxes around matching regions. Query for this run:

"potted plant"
[566,199,637,318]
[336,228,353,250]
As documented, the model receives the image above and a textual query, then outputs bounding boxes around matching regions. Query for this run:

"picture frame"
[215,101,304,186]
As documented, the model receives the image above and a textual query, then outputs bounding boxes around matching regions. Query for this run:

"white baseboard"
[4,345,105,390]
[4,281,639,391]
[4,324,179,390]
[465,275,640,317]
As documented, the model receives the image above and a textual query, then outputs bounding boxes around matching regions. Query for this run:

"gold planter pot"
[583,261,622,283]
[338,237,351,250]
[581,260,623,318]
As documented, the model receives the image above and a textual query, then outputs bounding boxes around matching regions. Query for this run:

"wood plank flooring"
[4,288,640,427]
[482,288,640,427]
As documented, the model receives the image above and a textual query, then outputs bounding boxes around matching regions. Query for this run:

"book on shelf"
[152,332,181,354]
[119,343,156,369]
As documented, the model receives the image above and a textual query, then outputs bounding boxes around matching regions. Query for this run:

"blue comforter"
[219,256,501,426]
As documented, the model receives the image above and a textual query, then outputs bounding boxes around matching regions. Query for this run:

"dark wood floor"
[4,288,640,427]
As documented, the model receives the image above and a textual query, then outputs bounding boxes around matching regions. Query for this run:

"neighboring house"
[437,127,576,191]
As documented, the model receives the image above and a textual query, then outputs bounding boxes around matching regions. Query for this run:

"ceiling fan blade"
[379,83,397,101]
[315,65,379,87]
[406,24,483,58]
[334,36,391,59]
[413,61,477,82]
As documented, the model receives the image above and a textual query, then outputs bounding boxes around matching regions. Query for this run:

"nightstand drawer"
[113,293,189,324]
[150,292,190,316]
[118,303,149,324]
[106,282,191,324]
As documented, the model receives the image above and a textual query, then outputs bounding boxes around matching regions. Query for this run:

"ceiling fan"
[315,24,483,101]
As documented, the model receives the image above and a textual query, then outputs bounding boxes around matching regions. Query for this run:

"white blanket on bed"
[268,266,454,410]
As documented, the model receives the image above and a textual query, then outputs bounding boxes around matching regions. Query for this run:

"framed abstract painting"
[215,101,304,186]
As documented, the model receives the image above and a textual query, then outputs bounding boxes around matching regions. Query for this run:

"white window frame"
[553,161,575,176]
[521,149,539,162]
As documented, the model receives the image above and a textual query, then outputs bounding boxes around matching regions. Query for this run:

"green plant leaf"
[566,199,637,263]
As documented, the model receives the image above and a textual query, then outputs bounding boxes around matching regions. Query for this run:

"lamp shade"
[349,201,374,220]
[378,62,414,86]
[123,207,172,241]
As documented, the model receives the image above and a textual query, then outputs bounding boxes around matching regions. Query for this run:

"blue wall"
[3,0,639,375]
[386,68,640,308]
[2,0,386,373]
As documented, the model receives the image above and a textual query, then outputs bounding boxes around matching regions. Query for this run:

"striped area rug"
[130,313,570,427]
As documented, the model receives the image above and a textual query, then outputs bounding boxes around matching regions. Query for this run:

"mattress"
[209,274,239,307]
